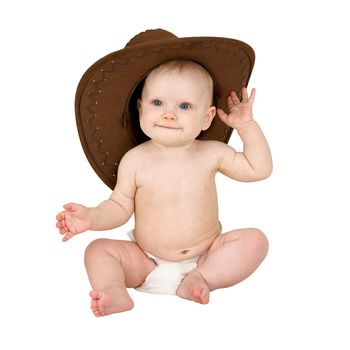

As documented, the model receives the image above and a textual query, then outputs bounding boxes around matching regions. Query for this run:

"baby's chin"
[143,129,200,148]
[149,134,198,148]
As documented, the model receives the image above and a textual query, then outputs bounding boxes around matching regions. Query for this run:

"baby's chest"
[138,164,215,199]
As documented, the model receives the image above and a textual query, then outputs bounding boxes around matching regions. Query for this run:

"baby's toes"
[91,301,102,317]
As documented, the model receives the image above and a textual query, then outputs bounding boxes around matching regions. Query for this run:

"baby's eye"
[179,102,191,110]
[152,99,162,107]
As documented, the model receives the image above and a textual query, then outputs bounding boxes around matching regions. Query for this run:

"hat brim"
[75,36,255,189]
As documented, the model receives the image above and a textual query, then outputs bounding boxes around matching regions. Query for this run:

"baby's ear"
[137,98,142,112]
[202,106,216,131]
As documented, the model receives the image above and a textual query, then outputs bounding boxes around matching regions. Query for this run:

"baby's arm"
[56,152,136,241]
[217,88,273,181]
[90,153,136,231]
[218,123,272,181]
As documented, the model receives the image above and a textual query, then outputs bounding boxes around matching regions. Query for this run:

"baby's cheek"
[139,118,148,132]
[193,123,205,136]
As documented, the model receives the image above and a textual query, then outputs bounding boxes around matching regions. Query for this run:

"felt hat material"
[75,29,255,189]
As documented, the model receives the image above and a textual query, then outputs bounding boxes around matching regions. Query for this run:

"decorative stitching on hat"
[86,85,119,179]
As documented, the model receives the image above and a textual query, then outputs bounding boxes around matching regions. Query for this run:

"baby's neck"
[150,139,197,156]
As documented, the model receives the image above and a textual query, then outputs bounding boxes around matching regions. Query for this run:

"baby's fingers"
[248,88,256,103]
[241,87,256,104]
[56,221,68,234]
[62,231,76,242]
[56,211,66,221]
[227,91,240,108]
[241,87,249,102]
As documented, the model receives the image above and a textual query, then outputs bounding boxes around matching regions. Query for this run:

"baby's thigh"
[85,238,156,288]
[197,228,268,266]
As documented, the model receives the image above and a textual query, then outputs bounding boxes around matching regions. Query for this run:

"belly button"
[181,249,189,255]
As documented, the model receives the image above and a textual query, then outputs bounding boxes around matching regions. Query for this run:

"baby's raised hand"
[56,203,92,242]
[216,87,256,130]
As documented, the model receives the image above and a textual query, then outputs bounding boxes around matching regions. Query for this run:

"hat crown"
[125,29,177,48]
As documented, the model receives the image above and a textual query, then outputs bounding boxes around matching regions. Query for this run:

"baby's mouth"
[155,124,182,130]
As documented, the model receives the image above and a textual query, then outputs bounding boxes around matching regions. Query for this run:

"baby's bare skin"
[56,61,272,316]
[133,140,223,261]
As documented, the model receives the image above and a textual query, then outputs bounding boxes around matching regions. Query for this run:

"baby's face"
[138,68,216,147]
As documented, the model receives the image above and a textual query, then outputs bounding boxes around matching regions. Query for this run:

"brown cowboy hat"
[75,28,255,189]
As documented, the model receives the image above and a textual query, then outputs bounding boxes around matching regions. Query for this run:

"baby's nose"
[162,111,177,120]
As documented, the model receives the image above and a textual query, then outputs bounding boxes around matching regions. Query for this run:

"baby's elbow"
[232,161,273,182]
[255,164,273,181]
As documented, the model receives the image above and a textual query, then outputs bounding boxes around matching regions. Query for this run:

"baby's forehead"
[144,60,214,93]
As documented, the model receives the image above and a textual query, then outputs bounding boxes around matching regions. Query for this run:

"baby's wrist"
[89,206,102,230]
[235,119,256,131]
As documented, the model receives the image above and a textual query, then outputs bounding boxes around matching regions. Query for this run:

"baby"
[56,60,272,317]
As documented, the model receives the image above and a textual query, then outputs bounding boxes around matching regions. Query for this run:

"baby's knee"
[84,238,113,262]
[247,228,269,258]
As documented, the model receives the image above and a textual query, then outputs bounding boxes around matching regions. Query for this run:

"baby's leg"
[177,228,268,303]
[84,238,155,316]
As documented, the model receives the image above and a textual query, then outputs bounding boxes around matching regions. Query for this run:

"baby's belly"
[134,220,221,262]
[134,195,221,261]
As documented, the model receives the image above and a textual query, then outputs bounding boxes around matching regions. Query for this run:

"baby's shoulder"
[119,143,144,167]
[195,140,233,168]
[196,140,231,155]
[122,142,149,158]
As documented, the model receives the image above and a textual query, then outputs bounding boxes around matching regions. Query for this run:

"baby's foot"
[89,286,134,317]
[176,270,210,304]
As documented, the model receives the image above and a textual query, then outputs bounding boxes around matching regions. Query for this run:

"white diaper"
[127,230,199,295]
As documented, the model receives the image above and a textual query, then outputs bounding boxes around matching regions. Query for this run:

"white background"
[1,0,349,349]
